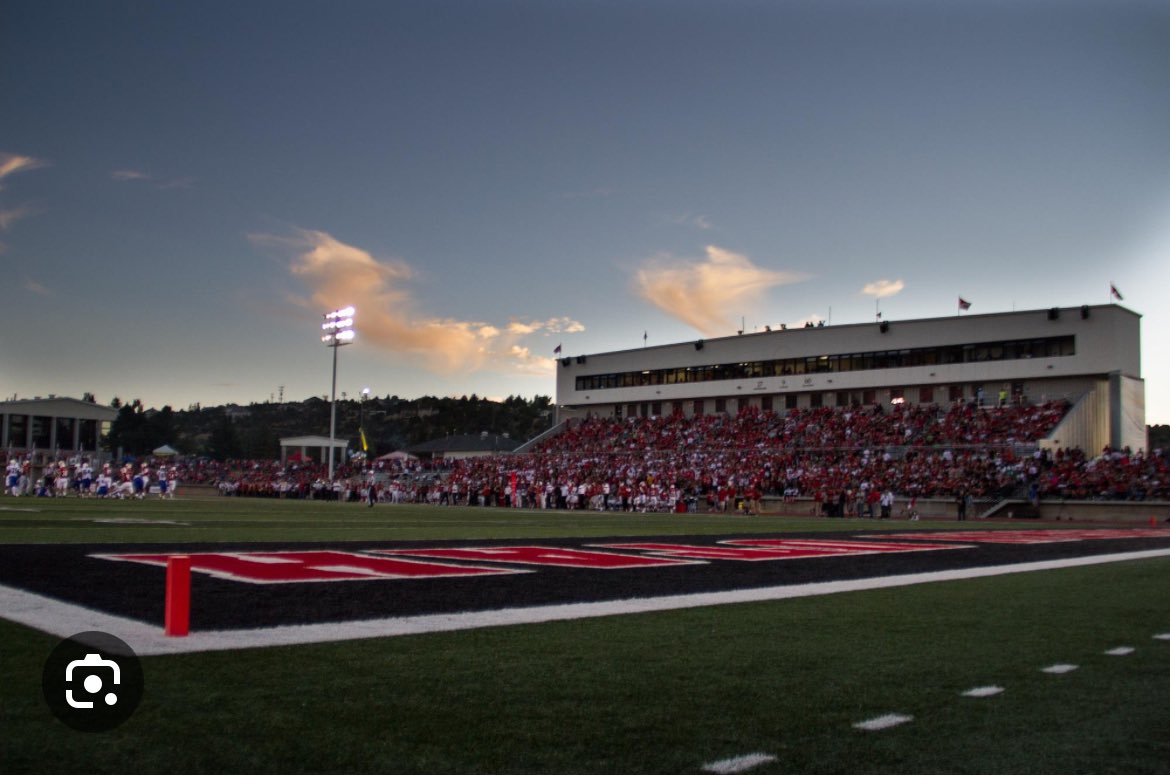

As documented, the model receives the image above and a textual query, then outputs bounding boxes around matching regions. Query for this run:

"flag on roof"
[1110,283,1123,301]
[553,343,562,355]
[958,297,971,311]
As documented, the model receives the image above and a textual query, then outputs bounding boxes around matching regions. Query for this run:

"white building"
[1,396,119,457]
[554,304,1144,455]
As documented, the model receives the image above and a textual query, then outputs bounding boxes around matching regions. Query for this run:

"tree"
[207,414,242,460]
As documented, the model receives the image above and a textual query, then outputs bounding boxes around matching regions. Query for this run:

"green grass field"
[2,497,1169,773]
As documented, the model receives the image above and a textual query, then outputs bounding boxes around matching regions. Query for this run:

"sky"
[2,0,1169,423]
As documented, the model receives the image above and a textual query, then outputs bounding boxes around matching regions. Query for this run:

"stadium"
[2,303,1169,773]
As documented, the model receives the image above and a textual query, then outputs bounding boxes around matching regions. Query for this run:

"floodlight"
[321,305,356,481]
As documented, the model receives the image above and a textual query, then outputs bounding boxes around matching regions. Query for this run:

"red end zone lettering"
[379,546,701,569]
[96,551,522,584]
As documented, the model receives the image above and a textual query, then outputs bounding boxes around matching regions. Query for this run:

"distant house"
[408,433,517,460]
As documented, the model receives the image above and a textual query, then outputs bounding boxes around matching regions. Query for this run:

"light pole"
[321,306,356,482]
[360,387,370,458]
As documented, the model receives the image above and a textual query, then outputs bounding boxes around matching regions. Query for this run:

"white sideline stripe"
[854,713,913,731]
[961,685,1004,698]
[1104,646,1135,656]
[1042,664,1078,674]
[703,753,776,774]
[2,547,1170,657]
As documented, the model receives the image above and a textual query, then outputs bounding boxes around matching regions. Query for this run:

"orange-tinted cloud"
[255,228,581,376]
[634,245,807,336]
[0,153,47,186]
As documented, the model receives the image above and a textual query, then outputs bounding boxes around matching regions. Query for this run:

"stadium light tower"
[321,306,356,481]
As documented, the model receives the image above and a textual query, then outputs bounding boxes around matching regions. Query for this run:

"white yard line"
[2,547,1169,656]
[961,685,1004,698]
[1104,646,1135,656]
[1041,664,1078,674]
[853,713,913,731]
[702,753,776,774]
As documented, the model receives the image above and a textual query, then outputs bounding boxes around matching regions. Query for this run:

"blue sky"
[3,0,1169,423]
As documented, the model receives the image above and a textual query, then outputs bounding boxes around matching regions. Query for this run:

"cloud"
[24,277,51,296]
[0,153,48,187]
[112,169,195,190]
[634,245,808,336]
[664,213,716,231]
[158,176,196,190]
[255,228,582,376]
[506,317,586,336]
[112,169,152,181]
[0,206,37,232]
[861,279,905,298]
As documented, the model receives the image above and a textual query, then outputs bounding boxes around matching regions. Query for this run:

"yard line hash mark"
[853,713,913,731]
[703,753,776,774]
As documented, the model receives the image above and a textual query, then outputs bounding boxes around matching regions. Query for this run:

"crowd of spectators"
[6,399,1168,510]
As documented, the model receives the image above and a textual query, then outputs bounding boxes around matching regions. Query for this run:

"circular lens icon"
[42,631,144,732]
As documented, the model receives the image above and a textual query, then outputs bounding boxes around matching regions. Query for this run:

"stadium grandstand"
[553,303,1144,456]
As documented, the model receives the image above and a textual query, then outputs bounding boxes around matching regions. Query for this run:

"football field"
[2,496,1169,773]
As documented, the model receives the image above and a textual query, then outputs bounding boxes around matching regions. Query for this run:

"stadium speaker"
[694,340,704,351]
[1081,305,1090,319]
[561,357,571,367]
[879,320,889,333]
[576,355,587,364]
[1048,307,1060,320]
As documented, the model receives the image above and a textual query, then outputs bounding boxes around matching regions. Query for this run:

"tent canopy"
[376,450,418,462]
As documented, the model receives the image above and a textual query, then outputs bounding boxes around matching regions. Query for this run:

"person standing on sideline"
[366,478,378,507]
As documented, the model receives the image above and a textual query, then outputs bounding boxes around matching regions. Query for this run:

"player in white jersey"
[135,464,150,499]
[6,460,20,496]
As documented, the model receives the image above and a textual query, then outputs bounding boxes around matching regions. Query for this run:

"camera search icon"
[43,632,144,732]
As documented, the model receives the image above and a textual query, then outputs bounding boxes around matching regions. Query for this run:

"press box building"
[554,304,1144,456]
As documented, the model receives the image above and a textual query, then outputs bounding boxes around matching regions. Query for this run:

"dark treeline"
[102,394,554,460]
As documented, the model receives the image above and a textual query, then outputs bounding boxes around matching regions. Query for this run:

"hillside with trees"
[102,394,554,459]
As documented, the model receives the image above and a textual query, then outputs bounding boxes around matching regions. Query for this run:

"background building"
[1,396,118,459]
[554,304,1144,455]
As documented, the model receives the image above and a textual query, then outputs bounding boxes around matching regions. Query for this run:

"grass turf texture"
[0,495,1045,544]
[2,497,1168,772]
